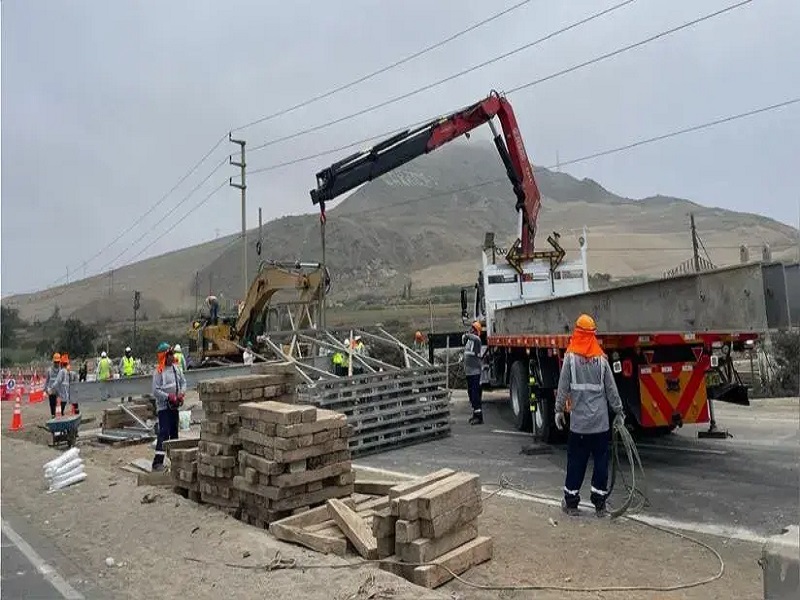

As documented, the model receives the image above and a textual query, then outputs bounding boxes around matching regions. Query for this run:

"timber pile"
[234,402,354,527]
[270,469,492,589]
[101,400,155,430]
[168,447,200,501]
[196,371,296,515]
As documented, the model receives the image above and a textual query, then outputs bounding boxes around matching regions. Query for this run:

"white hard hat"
[101,351,107,358]
[174,344,182,352]
[125,346,131,352]
[343,339,350,346]
[355,335,362,341]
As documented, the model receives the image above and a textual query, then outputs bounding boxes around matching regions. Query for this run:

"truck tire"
[532,390,563,444]
[509,360,532,432]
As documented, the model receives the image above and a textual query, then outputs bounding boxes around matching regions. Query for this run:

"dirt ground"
[1,398,765,599]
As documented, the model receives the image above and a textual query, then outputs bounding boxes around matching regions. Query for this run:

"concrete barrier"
[761,525,799,599]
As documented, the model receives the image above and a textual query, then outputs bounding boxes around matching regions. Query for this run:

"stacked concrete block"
[233,401,354,527]
[168,447,199,501]
[378,470,492,589]
[196,371,296,515]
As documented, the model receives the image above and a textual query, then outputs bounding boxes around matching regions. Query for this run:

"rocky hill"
[4,142,797,323]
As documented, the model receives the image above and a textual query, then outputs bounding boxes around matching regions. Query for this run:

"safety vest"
[98,358,112,380]
[332,352,344,366]
[173,351,186,372]
[121,356,136,377]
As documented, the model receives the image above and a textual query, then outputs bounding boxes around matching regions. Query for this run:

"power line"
[508,0,752,94]
[96,157,230,273]
[45,133,229,291]
[335,96,800,218]
[124,180,230,265]
[249,0,639,154]
[231,0,532,133]
[248,0,749,156]
[37,2,534,294]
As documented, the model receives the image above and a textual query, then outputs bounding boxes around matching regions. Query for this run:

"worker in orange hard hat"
[463,321,484,425]
[45,353,62,418]
[554,314,624,517]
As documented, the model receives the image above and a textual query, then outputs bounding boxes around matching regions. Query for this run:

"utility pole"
[133,291,140,352]
[690,213,700,273]
[195,271,199,314]
[320,216,327,329]
[229,134,247,299]
[258,208,263,259]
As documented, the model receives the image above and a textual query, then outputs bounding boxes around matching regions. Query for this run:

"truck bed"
[493,262,792,336]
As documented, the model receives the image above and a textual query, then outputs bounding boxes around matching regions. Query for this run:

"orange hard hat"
[52,352,61,362]
[414,331,424,341]
[471,321,482,334]
[575,314,597,331]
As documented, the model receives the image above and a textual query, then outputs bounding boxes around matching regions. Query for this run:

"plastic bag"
[179,410,191,431]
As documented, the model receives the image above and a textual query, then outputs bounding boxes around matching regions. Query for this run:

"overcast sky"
[2,0,798,295]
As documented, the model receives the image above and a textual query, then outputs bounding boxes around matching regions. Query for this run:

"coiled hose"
[607,417,648,518]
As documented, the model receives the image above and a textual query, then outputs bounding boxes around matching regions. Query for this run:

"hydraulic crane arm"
[310,92,553,264]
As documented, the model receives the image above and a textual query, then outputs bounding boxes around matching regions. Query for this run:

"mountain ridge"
[4,142,797,322]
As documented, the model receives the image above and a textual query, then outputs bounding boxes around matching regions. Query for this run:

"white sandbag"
[46,457,83,479]
[43,447,80,471]
[179,410,191,431]
[48,472,87,492]
[50,465,85,486]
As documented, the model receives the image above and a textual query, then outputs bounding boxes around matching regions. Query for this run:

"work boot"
[152,463,165,472]
[561,499,580,517]
[595,505,608,518]
[468,412,483,426]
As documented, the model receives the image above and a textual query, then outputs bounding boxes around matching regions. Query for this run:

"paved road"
[1,518,85,599]
[359,391,799,536]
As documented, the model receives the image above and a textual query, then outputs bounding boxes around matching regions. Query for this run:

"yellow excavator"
[190,261,329,365]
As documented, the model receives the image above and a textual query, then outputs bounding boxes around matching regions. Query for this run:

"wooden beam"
[327,498,378,559]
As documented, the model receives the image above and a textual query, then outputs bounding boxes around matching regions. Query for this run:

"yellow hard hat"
[576,314,597,331]
[471,321,482,334]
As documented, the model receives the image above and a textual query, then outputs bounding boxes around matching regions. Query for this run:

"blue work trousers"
[563,429,610,509]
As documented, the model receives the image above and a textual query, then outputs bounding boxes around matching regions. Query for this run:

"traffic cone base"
[9,398,23,431]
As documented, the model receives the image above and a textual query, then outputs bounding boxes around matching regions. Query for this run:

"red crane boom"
[310,91,563,270]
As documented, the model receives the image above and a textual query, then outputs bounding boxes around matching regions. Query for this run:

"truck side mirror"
[460,289,468,319]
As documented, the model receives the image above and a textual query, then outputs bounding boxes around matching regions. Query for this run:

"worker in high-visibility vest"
[97,351,113,401]
[331,349,345,376]
[119,346,136,403]
[173,344,187,372]
[555,314,625,518]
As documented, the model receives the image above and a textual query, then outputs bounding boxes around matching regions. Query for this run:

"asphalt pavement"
[358,391,799,537]
[1,518,85,599]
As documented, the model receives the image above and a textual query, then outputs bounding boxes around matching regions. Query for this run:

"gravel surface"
[1,398,765,599]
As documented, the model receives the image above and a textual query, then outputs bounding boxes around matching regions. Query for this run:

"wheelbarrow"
[44,414,81,448]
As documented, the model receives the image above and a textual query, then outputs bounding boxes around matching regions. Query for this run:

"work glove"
[555,412,566,431]
[613,412,626,429]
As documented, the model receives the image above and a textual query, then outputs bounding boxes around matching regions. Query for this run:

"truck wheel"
[532,390,563,444]
[509,360,532,432]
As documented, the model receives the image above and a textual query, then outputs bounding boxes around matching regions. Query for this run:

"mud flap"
[707,382,750,406]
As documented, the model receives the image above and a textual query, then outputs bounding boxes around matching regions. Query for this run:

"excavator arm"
[310,91,563,270]
[235,262,325,340]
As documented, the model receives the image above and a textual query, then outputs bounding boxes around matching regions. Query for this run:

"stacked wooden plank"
[297,367,451,457]
[196,371,296,515]
[168,447,200,501]
[380,470,492,588]
[233,401,354,527]
[270,470,492,589]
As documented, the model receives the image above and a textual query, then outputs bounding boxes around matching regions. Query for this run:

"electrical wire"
[96,157,230,273]
[507,0,752,94]
[231,0,532,133]
[32,1,533,292]
[249,0,639,154]
[49,133,229,289]
[320,96,800,219]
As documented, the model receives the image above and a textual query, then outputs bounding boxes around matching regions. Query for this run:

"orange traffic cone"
[56,398,63,417]
[9,397,23,431]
